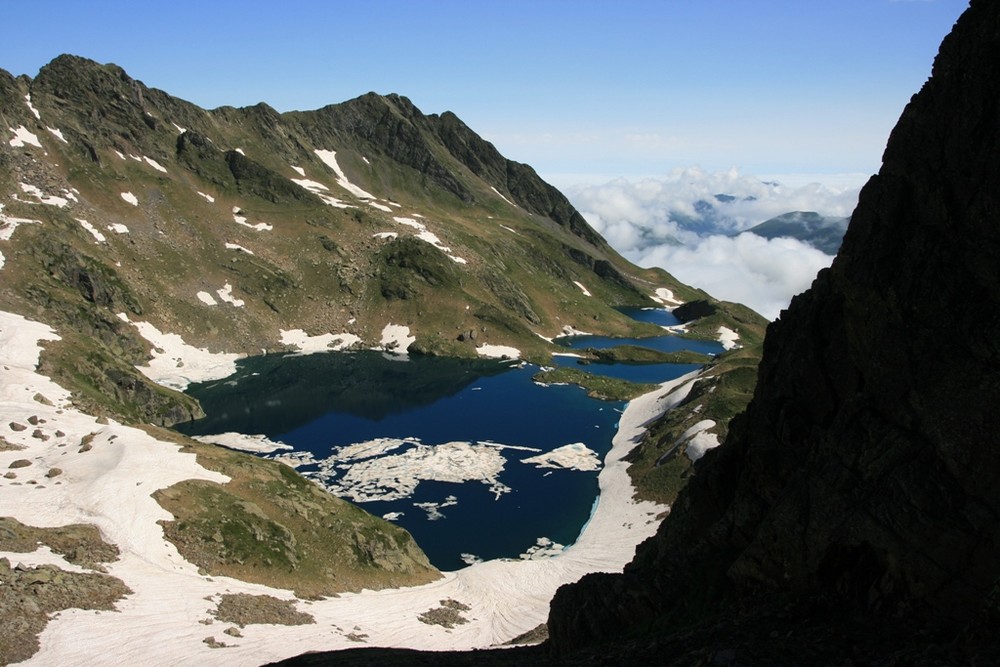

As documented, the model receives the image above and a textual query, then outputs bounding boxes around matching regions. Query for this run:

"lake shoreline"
[1,311,703,664]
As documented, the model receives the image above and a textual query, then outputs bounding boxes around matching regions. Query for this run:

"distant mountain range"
[743,210,849,254]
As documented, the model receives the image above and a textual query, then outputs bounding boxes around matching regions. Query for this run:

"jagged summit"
[0,51,764,664]
[2,53,746,427]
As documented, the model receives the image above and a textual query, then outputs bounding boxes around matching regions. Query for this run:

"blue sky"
[3,0,967,185]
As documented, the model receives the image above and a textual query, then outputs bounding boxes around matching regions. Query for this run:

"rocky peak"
[547,0,1000,661]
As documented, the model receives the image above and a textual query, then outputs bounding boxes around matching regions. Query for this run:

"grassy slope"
[0,63,767,597]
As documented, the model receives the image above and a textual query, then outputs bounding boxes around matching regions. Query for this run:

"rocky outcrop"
[548,0,1000,660]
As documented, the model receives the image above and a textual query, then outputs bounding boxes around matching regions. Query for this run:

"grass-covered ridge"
[150,430,440,598]
[624,300,768,506]
[0,54,768,607]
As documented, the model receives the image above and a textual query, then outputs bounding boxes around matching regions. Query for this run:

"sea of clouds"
[564,167,867,320]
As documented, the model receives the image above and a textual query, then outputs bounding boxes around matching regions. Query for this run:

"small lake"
[176,309,721,571]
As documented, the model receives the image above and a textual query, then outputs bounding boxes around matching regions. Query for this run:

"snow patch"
[290,178,353,209]
[76,218,106,244]
[0,203,41,240]
[107,223,129,234]
[120,192,139,206]
[673,419,720,462]
[573,281,592,297]
[520,537,566,560]
[197,191,215,203]
[651,287,684,307]
[717,326,740,350]
[225,242,254,255]
[476,344,521,360]
[391,216,467,264]
[314,149,377,199]
[117,313,242,391]
[490,186,516,206]
[232,206,273,231]
[24,94,40,119]
[46,127,68,143]
[280,329,362,354]
[291,165,306,177]
[8,125,41,148]
[379,323,415,354]
[19,182,71,208]
[143,156,168,173]
[216,283,245,307]
[196,291,217,306]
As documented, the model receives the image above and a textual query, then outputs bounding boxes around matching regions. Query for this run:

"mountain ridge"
[0,52,765,663]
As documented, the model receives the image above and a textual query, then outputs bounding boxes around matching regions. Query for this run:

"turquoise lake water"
[177,308,721,570]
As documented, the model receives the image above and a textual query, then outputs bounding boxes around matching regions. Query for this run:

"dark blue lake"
[176,311,715,571]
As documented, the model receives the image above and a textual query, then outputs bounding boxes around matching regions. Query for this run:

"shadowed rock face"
[549,0,1000,657]
[260,2,1000,664]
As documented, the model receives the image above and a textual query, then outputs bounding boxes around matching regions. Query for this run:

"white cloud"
[634,233,833,321]
[565,168,862,320]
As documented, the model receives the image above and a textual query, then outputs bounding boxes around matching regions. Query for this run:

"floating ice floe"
[8,125,41,148]
[414,496,459,520]
[521,443,601,472]
[121,192,139,206]
[308,439,511,503]
[192,432,292,454]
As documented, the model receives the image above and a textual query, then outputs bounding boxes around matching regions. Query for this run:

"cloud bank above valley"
[564,168,867,320]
